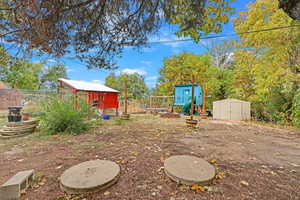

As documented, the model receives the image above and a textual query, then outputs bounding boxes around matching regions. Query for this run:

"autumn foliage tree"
[105,72,149,99]
[233,0,300,124]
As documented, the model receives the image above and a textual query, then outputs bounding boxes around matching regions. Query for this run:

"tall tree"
[205,39,236,69]
[39,64,68,89]
[0,0,234,69]
[0,59,42,89]
[0,46,68,89]
[105,72,149,99]
[233,0,300,123]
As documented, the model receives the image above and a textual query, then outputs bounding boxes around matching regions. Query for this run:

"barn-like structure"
[58,78,119,114]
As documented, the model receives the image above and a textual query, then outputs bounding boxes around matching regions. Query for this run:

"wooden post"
[191,75,195,120]
[59,80,63,99]
[124,80,128,114]
[73,90,78,110]
[202,82,206,114]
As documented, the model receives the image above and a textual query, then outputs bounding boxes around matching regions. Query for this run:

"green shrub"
[39,95,95,135]
[292,91,300,128]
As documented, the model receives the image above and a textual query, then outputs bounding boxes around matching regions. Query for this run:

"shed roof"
[59,78,119,93]
[214,98,250,103]
[175,84,201,87]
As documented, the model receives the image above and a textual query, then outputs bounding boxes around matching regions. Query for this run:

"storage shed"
[58,78,119,113]
[173,84,203,106]
[213,99,251,121]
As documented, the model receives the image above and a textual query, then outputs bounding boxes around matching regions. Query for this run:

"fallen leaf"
[267,171,277,176]
[191,184,205,193]
[210,159,217,164]
[215,172,225,179]
[240,180,249,186]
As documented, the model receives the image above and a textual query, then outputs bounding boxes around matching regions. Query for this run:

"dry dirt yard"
[0,114,299,200]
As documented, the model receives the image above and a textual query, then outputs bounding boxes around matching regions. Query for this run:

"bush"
[39,95,95,135]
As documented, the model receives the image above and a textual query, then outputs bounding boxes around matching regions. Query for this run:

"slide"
[182,99,198,116]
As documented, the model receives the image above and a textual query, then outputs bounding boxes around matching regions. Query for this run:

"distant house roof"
[0,81,8,89]
[59,78,119,93]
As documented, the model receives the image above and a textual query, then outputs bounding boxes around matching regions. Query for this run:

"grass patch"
[0,117,6,127]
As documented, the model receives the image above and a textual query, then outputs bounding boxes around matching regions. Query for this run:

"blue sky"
[28,0,253,88]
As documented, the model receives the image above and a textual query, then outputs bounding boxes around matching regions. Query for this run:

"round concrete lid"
[60,160,120,194]
[164,155,215,185]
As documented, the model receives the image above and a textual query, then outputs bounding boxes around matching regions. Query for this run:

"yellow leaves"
[240,180,249,186]
[190,185,223,194]
[266,170,277,176]
[210,159,217,164]
[132,152,139,156]
[215,172,226,179]
[191,184,205,193]
[160,156,166,162]
[30,174,47,189]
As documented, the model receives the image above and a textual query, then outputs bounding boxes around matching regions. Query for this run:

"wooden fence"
[0,89,22,110]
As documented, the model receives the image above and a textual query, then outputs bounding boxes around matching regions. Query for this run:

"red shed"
[58,78,119,114]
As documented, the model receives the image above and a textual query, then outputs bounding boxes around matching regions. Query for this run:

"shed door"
[230,102,242,120]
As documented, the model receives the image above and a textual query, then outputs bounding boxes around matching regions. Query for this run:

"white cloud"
[120,68,147,75]
[146,76,158,81]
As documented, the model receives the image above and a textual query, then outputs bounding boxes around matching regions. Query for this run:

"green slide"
[182,98,198,116]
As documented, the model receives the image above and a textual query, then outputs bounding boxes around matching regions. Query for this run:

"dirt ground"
[0,114,299,200]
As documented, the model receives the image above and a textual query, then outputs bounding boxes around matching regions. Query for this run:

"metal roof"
[59,78,119,93]
[214,98,250,103]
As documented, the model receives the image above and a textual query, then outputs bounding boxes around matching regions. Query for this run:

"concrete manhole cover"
[60,160,120,194]
[164,155,215,185]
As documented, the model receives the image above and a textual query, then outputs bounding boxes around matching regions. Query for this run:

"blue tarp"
[173,84,203,106]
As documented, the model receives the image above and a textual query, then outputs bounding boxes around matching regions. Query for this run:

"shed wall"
[174,85,203,106]
[213,99,250,121]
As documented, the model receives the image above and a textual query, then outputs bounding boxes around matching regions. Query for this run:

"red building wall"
[87,91,118,109]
